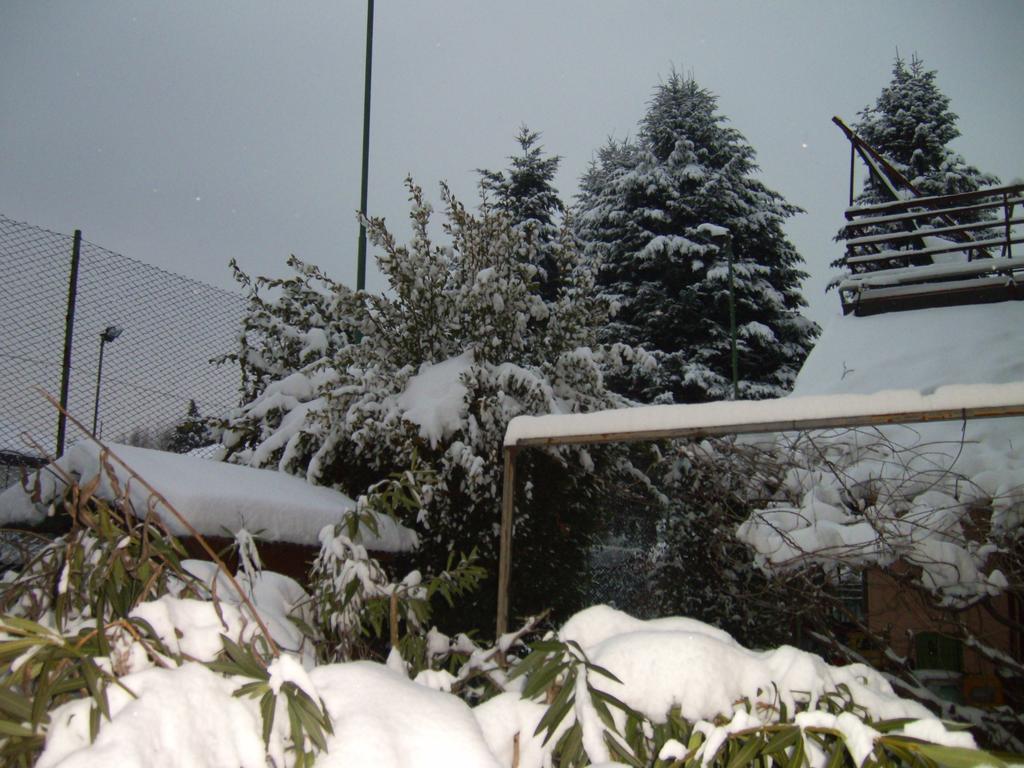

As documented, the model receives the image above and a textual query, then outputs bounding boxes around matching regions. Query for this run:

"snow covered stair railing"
[0,441,418,552]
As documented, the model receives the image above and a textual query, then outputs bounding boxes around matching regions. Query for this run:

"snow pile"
[37,663,268,768]
[473,606,972,768]
[396,351,474,448]
[30,601,976,768]
[181,559,313,657]
[310,662,500,768]
[738,302,1024,605]
[0,441,418,552]
[37,661,501,768]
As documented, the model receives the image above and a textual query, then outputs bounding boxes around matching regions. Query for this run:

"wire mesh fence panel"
[0,216,73,462]
[0,214,247,479]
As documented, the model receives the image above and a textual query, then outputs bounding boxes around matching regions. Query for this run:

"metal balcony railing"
[837,182,1024,316]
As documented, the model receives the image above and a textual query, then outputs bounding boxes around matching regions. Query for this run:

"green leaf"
[535,670,577,744]
[824,739,846,768]
[787,731,806,768]
[529,640,568,654]
[259,690,276,747]
[605,731,644,768]
[763,727,800,757]
[289,692,329,753]
[887,739,1008,768]
[588,688,618,733]
[80,659,110,722]
[521,659,566,700]
[555,722,584,765]
[589,685,642,721]
[726,733,764,768]
[218,635,267,680]
[0,687,32,722]
[30,659,54,727]
[871,718,918,734]
[507,649,549,681]
[0,720,35,738]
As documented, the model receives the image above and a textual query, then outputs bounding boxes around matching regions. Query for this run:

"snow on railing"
[838,182,1024,316]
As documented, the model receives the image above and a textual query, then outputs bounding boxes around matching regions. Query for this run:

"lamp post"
[91,325,122,436]
[356,0,374,290]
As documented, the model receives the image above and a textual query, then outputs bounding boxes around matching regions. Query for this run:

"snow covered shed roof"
[0,442,418,552]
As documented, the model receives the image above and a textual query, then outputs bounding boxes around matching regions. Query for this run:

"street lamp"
[91,325,123,436]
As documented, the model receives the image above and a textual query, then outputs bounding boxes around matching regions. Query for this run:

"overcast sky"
[2,1,1022,326]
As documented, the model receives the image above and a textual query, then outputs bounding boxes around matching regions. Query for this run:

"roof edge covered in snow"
[503,383,1024,447]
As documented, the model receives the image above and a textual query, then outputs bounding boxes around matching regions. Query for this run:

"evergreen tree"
[575,72,818,404]
[164,399,211,454]
[478,126,566,299]
[853,54,998,206]
[831,55,1000,276]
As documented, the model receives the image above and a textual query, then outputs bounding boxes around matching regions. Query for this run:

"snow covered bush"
[0,445,517,766]
[734,426,1024,750]
[480,605,1006,768]
[219,178,656,628]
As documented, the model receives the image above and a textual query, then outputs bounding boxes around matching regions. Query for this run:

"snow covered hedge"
[0,460,1007,768]
[216,179,658,625]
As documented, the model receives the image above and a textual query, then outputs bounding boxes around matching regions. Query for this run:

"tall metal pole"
[356,0,374,291]
[726,238,738,400]
[56,229,81,458]
[91,337,107,436]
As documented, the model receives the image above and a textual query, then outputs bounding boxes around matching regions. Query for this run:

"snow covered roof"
[793,301,1024,397]
[0,442,418,552]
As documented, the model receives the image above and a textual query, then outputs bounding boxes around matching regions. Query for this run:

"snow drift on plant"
[33,599,974,768]
[739,302,1024,605]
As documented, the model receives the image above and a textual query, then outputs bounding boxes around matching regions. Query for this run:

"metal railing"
[837,183,1024,315]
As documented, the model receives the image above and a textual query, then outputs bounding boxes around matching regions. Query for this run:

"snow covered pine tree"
[219,179,656,630]
[853,54,998,207]
[478,126,566,301]
[832,54,1000,273]
[575,72,818,404]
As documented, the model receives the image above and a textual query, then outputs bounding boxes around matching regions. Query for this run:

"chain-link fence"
[0,214,247,483]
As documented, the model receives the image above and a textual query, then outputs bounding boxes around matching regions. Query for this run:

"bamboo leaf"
[259,690,276,747]
[0,687,33,722]
[535,673,576,744]
[824,739,846,768]
[507,649,549,681]
[0,720,36,738]
[605,731,644,768]
[521,659,566,700]
[726,733,764,768]
[555,722,584,765]
[886,739,1008,768]
[763,727,800,756]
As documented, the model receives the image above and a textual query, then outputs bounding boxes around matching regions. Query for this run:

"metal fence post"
[56,229,81,458]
